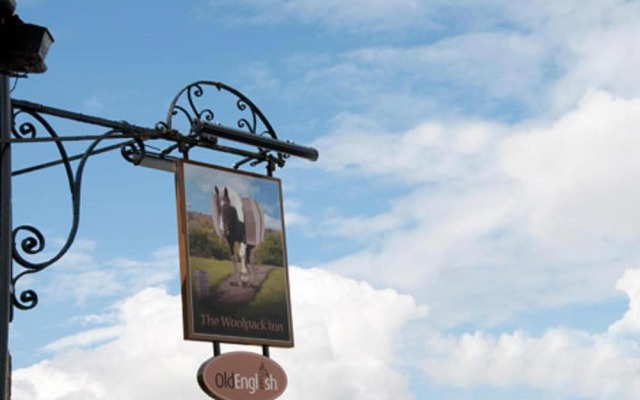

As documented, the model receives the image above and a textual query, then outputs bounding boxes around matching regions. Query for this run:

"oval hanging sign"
[198,352,288,400]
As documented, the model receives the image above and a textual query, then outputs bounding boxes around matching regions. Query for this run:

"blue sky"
[8,0,640,399]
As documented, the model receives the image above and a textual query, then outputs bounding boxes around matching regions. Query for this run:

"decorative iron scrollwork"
[9,107,147,317]
[164,81,287,170]
[11,108,78,314]
[120,137,146,165]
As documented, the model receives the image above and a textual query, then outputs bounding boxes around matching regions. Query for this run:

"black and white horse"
[213,186,257,287]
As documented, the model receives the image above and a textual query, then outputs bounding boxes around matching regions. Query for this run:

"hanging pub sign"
[198,351,288,400]
[175,160,294,347]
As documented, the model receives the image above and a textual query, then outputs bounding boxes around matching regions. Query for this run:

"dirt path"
[213,264,274,309]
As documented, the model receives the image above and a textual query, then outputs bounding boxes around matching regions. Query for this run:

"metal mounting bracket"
[7,80,318,316]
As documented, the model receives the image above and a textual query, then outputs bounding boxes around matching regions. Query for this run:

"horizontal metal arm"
[12,99,320,165]
[12,99,160,136]
[12,140,129,176]
[193,120,319,162]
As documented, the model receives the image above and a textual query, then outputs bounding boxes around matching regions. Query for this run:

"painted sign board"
[175,160,294,347]
[198,352,288,400]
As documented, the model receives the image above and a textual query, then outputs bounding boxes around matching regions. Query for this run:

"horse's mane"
[220,186,244,223]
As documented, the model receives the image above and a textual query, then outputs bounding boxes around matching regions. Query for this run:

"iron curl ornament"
[163,81,302,172]
[10,105,149,314]
[7,80,318,318]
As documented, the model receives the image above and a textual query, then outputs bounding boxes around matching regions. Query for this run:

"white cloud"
[261,0,640,123]
[279,0,640,363]
[314,115,504,186]
[284,0,426,31]
[350,32,547,100]
[449,0,640,113]
[13,287,203,400]
[550,20,640,112]
[284,33,548,121]
[609,269,640,336]
[42,245,178,305]
[83,95,106,113]
[283,199,309,228]
[426,328,640,399]
[314,90,640,327]
[501,91,640,252]
[14,260,640,400]
[13,267,423,400]
[424,268,640,400]
[42,325,124,353]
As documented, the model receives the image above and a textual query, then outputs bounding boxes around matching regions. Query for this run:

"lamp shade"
[0,22,54,73]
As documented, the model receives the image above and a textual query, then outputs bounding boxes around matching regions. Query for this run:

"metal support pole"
[0,74,13,400]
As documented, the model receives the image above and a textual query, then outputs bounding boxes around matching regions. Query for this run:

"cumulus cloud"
[13,267,424,400]
[13,287,203,400]
[314,90,640,327]
[501,91,640,252]
[40,245,178,305]
[277,0,640,332]
[13,262,640,400]
[548,16,640,112]
[424,268,640,400]
[609,269,640,336]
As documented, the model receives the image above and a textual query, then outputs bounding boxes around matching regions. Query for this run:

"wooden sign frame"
[175,160,294,347]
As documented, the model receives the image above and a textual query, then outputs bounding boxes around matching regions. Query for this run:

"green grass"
[240,268,289,319]
[190,257,234,290]
[191,259,292,340]
[251,268,286,305]
[190,257,289,314]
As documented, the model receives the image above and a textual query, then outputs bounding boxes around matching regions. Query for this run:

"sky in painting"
[182,162,283,230]
[7,0,640,399]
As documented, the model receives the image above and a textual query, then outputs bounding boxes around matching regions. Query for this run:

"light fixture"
[0,21,54,73]
[138,152,176,172]
[0,1,54,74]
[0,0,16,16]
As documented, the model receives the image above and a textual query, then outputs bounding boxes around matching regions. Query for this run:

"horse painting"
[212,186,265,287]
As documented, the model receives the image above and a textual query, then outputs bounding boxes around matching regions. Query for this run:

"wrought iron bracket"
[8,80,318,318]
